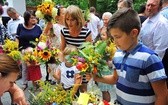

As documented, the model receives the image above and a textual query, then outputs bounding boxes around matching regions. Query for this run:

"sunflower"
[39,50,52,61]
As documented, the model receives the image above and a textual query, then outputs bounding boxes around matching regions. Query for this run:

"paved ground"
[1,65,116,105]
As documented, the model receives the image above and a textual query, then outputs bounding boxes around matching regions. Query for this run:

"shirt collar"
[122,42,142,55]
[148,12,160,23]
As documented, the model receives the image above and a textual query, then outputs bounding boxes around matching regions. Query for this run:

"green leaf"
[95,41,107,55]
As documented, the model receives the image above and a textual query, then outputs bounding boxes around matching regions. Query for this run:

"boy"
[93,8,167,105]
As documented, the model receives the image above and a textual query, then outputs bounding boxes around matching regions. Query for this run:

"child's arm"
[94,68,118,84]
[151,80,167,105]
[72,73,82,95]
[53,68,61,83]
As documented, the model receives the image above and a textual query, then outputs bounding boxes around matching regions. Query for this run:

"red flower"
[103,100,110,105]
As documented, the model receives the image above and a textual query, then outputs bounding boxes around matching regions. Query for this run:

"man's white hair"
[102,12,112,19]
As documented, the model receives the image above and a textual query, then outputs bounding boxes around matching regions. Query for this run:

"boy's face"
[109,28,137,52]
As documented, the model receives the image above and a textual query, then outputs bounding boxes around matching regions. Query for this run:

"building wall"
[7,0,26,16]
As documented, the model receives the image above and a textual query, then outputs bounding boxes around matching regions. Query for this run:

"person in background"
[0,5,10,46]
[160,0,168,88]
[102,12,112,27]
[60,5,92,93]
[92,8,167,105]
[160,0,168,19]
[139,0,168,87]
[0,54,28,105]
[16,10,42,91]
[94,26,115,102]
[87,6,101,42]
[138,4,148,24]
[7,7,24,40]
[1,1,10,28]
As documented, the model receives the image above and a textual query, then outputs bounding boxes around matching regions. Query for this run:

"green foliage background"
[26,0,147,16]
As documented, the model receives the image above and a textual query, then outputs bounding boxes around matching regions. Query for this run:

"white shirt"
[58,62,80,89]
[139,13,168,59]
[87,13,101,41]
[7,16,24,39]
[2,5,9,17]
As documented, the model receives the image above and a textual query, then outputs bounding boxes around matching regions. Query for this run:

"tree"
[89,0,97,8]
[0,0,4,5]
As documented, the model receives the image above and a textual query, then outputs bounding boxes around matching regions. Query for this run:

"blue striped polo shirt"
[113,43,167,105]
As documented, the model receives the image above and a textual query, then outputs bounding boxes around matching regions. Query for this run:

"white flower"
[37,42,47,50]
[35,10,44,19]
[25,47,33,53]
[52,8,58,18]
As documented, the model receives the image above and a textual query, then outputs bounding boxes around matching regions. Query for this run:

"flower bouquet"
[35,0,58,22]
[27,35,61,65]
[2,39,22,62]
[29,81,75,105]
[67,40,116,77]
[29,80,112,105]
[22,47,39,66]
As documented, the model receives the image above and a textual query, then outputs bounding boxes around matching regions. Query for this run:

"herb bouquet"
[67,40,116,77]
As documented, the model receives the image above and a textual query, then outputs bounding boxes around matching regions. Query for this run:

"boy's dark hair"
[107,8,141,35]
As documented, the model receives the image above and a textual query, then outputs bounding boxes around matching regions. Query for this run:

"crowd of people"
[0,0,168,105]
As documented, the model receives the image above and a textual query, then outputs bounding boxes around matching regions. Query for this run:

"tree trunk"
[89,0,97,8]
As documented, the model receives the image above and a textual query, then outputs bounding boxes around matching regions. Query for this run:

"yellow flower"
[36,1,57,22]
[39,50,51,61]
[8,51,21,61]
[3,39,18,52]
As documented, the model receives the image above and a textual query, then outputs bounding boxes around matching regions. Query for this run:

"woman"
[16,10,42,90]
[60,5,92,92]
[0,54,27,105]
[61,5,92,50]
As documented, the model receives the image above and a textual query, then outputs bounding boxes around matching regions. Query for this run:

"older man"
[140,0,168,59]
[102,12,112,27]
[7,7,24,40]
[139,0,168,88]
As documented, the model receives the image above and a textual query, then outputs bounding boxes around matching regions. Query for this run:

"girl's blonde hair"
[64,5,85,30]
[63,44,77,56]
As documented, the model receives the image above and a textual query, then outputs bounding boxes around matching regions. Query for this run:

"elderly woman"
[0,54,27,105]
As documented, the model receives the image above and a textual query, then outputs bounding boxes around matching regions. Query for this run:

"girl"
[53,45,82,96]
